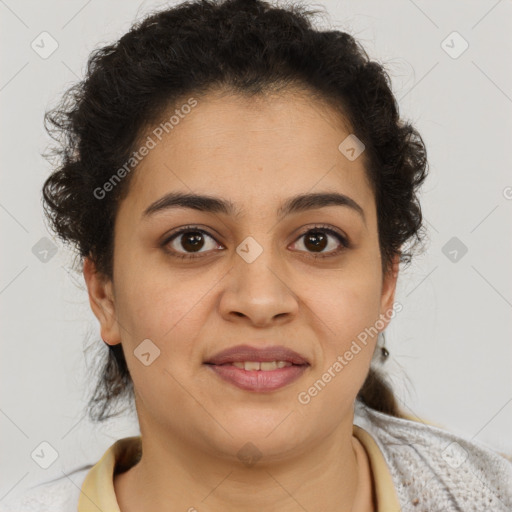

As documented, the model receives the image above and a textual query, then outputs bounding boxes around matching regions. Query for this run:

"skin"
[83,89,400,512]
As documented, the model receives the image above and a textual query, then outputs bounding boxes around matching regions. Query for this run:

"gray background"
[1,0,511,500]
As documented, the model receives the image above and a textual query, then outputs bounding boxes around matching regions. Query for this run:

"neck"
[114,407,374,512]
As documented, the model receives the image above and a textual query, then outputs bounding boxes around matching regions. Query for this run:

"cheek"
[115,262,207,339]
[114,270,208,415]
[300,266,382,395]
[113,265,218,395]
[295,291,380,420]
[309,263,383,340]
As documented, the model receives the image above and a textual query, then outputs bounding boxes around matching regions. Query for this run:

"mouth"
[204,344,310,392]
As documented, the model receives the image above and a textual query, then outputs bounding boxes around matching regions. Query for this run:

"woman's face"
[85,90,399,461]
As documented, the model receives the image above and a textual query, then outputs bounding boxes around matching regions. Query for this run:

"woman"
[3,0,511,510]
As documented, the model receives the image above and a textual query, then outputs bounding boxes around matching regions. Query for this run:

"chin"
[215,414,312,460]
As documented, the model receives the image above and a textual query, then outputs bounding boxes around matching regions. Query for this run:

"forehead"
[121,90,374,219]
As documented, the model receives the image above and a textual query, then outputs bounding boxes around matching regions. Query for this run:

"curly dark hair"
[42,0,428,422]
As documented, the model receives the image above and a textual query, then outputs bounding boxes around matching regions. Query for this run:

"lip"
[206,363,308,392]
[204,344,310,366]
[204,344,310,392]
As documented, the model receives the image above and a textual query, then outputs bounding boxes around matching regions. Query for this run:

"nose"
[218,246,299,327]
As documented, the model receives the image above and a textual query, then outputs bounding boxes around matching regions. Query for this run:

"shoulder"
[0,465,91,512]
[354,401,512,511]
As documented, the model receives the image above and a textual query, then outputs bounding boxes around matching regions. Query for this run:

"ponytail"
[357,367,404,418]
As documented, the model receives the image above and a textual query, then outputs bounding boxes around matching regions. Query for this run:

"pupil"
[305,231,327,252]
[182,232,204,252]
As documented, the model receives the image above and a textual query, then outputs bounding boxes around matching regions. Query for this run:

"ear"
[82,256,121,346]
[379,252,400,331]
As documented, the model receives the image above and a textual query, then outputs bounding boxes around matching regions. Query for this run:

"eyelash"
[161,224,350,260]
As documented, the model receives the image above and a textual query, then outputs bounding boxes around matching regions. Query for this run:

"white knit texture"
[354,401,512,511]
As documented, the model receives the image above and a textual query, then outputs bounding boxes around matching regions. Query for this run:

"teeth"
[230,361,293,371]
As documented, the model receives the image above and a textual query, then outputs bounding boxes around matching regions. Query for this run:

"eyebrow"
[141,191,366,224]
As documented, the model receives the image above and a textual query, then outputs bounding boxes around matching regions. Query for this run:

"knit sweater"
[2,401,511,511]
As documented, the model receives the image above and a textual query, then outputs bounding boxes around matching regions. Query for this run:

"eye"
[162,226,222,259]
[290,225,349,259]
[161,224,349,260]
